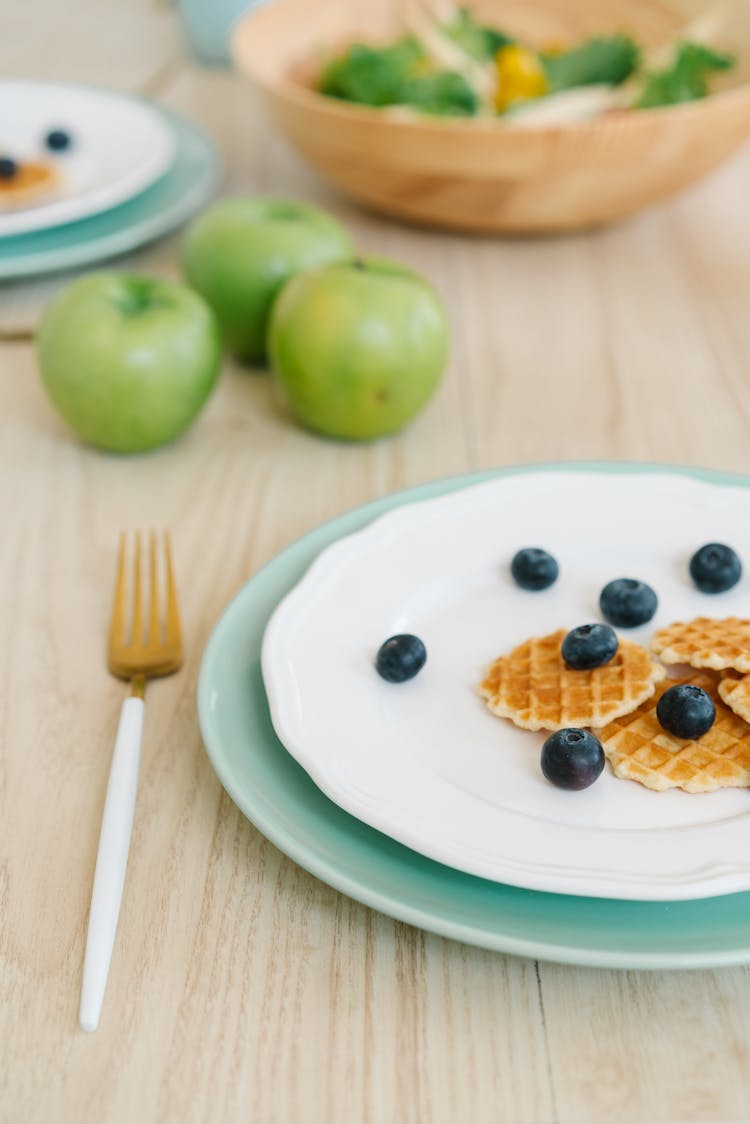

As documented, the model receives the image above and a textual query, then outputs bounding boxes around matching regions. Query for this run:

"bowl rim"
[231,9,750,138]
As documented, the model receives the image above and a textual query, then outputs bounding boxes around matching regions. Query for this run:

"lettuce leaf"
[318,36,478,116]
[318,39,426,106]
[542,35,640,91]
[635,42,734,108]
[402,71,479,115]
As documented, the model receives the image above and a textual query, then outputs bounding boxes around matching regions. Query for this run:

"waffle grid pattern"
[718,674,750,723]
[480,629,664,732]
[599,675,750,793]
[651,617,750,672]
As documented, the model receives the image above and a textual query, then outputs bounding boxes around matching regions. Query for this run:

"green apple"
[181,197,355,363]
[36,273,222,453]
[268,257,449,440]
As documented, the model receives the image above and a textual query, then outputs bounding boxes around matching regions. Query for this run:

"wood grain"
[3,4,750,1123]
[542,963,750,1122]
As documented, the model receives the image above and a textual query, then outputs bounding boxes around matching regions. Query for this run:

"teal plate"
[197,464,750,969]
[0,104,220,279]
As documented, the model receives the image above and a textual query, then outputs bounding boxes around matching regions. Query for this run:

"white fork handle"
[79,696,145,1033]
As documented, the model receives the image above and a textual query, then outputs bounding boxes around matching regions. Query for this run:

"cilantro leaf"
[542,34,640,91]
[635,41,734,109]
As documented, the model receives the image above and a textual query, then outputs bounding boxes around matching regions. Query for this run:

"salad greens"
[315,6,736,121]
[319,39,425,107]
[401,71,479,116]
[542,35,640,92]
[635,42,734,109]
[319,36,478,116]
[318,32,479,116]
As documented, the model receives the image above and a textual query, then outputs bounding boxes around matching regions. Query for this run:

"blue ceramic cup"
[177,0,270,66]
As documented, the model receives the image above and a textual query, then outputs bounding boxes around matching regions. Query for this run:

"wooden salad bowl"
[232,0,750,233]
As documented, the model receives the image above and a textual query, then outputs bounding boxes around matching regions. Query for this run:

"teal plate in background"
[0,104,220,279]
[197,464,750,969]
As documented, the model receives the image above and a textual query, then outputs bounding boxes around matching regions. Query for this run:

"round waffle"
[0,160,61,210]
[479,628,665,732]
[599,673,750,793]
[651,617,750,673]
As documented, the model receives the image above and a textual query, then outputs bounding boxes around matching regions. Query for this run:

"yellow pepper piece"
[494,45,549,112]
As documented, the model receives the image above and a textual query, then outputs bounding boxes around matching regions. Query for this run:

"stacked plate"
[198,465,750,970]
[0,81,221,279]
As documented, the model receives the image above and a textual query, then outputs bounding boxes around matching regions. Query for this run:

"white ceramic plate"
[0,82,175,237]
[262,469,750,902]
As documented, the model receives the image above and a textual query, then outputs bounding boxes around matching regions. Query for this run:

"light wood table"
[3,5,750,1122]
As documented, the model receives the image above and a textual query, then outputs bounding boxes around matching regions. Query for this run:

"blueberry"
[45,129,72,152]
[541,728,605,790]
[561,623,618,670]
[510,547,559,591]
[376,634,426,682]
[689,543,741,593]
[0,156,18,179]
[599,578,658,628]
[656,683,716,739]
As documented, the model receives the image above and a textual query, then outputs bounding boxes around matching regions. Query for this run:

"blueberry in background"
[599,578,658,628]
[656,684,716,739]
[689,542,741,593]
[541,728,605,790]
[45,129,73,152]
[0,156,18,179]
[510,547,559,591]
[376,633,427,682]
[562,623,618,670]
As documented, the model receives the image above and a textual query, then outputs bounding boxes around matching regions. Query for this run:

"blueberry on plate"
[510,547,559,591]
[561,623,618,670]
[0,156,18,179]
[376,634,427,683]
[689,542,741,593]
[656,683,716,739]
[541,728,605,790]
[599,578,658,628]
[45,128,73,152]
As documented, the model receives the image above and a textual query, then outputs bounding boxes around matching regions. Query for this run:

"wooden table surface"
[3,4,750,1122]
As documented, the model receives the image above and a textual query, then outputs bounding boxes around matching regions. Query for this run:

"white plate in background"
[0,81,174,237]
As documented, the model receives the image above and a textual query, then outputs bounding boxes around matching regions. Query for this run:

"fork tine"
[148,530,160,644]
[163,531,182,649]
[132,530,143,645]
[107,530,182,681]
[109,532,128,648]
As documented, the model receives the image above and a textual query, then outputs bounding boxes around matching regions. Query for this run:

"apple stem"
[118,278,158,316]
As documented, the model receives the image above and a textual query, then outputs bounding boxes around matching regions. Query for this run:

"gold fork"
[79,531,183,1033]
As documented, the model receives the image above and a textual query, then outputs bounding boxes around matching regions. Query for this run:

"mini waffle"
[599,673,750,793]
[0,160,61,210]
[479,628,665,732]
[651,617,750,673]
